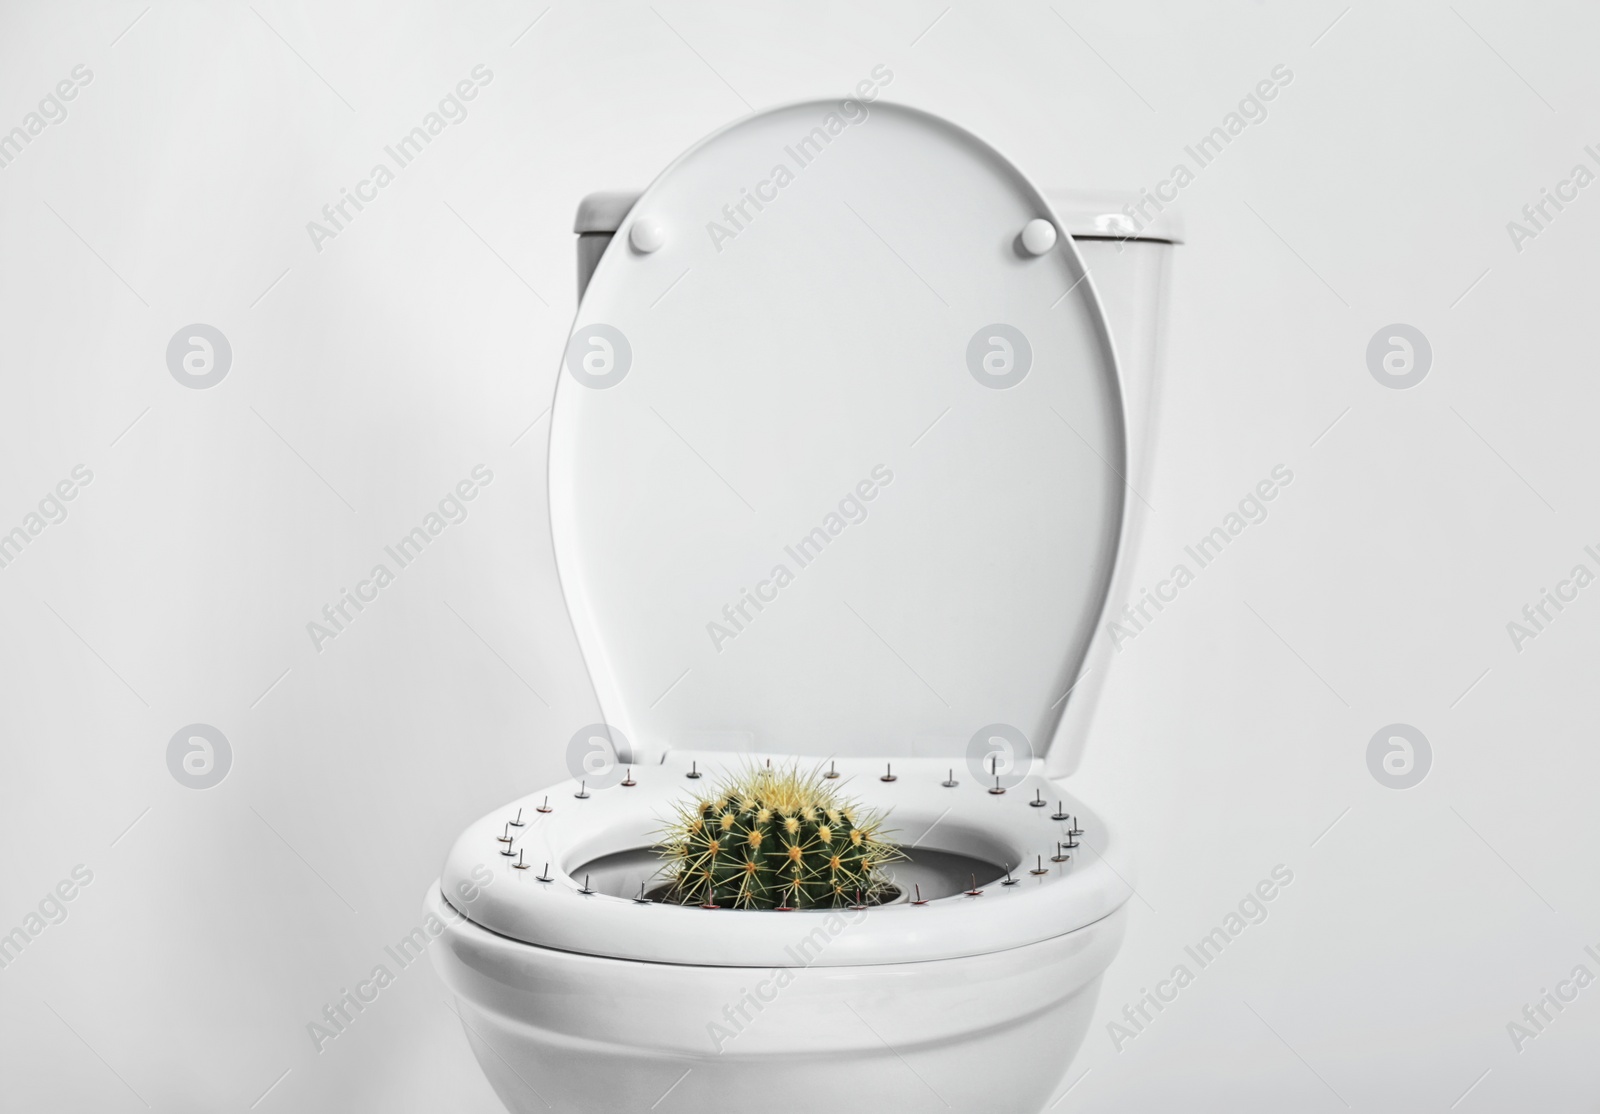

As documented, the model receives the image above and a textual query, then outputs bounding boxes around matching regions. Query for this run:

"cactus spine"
[657,765,903,909]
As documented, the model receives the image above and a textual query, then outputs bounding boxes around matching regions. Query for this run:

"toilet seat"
[443,100,1135,967]
[439,753,1132,967]
[550,100,1126,771]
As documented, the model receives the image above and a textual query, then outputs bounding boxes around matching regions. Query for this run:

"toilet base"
[426,886,1126,1113]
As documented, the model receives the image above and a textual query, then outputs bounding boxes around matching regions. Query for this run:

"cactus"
[656,765,904,909]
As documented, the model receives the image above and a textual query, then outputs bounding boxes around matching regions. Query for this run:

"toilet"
[428,100,1176,1114]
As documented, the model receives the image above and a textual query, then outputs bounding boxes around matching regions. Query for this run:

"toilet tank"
[566,186,1177,778]
[1039,192,1178,776]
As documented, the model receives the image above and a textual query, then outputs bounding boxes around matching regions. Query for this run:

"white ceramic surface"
[427,882,1127,1114]
[433,102,1173,1114]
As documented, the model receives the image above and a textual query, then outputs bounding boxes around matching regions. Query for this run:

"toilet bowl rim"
[440,754,1135,967]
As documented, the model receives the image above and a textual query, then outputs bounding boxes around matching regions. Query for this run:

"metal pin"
[1002,869,1019,886]
[537,796,553,814]
[942,768,958,788]
[510,808,525,827]
[1069,815,1084,837]
[911,884,929,906]
[513,849,529,869]
[574,781,590,799]
[849,889,868,910]
[621,768,636,787]
[989,776,1006,795]
[881,763,897,782]
[1030,855,1049,876]
[686,761,702,779]
[497,823,513,844]
[1030,789,1047,808]
[579,874,594,895]
[965,873,984,897]
[1051,801,1069,821]
[1051,842,1071,864]
[633,882,651,904]
[990,756,998,776]
[500,840,517,857]
[536,863,553,882]
[824,760,840,779]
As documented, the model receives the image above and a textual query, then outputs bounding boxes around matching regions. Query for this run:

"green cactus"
[656,765,904,909]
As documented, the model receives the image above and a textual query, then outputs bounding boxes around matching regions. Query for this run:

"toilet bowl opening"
[572,844,1008,907]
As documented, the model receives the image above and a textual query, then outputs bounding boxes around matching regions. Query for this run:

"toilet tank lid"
[574,190,646,233]
[574,187,1182,242]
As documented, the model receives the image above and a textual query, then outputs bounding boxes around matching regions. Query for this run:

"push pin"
[513,849,529,870]
[579,875,595,895]
[1003,869,1019,886]
[686,761,702,779]
[989,776,1006,795]
[942,768,958,788]
[497,822,514,844]
[536,863,553,882]
[633,882,651,904]
[849,889,869,911]
[1069,816,1084,837]
[500,839,517,857]
[621,768,636,787]
[1051,801,1070,821]
[824,760,840,779]
[965,874,985,897]
[510,808,525,827]
[1051,842,1072,864]
[1030,855,1049,876]
[1030,789,1047,808]
[537,796,553,814]
[911,884,929,906]
[574,781,590,799]
[881,763,897,783]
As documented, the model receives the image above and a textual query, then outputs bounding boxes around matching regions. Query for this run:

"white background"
[1,2,1596,1111]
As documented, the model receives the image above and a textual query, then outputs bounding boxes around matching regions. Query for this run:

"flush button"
[1020,218,1057,255]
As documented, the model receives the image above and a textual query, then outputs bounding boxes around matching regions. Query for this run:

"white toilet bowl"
[430,754,1128,1113]
[431,99,1175,1113]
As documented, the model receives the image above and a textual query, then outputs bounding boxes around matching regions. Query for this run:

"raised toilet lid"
[551,100,1125,768]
